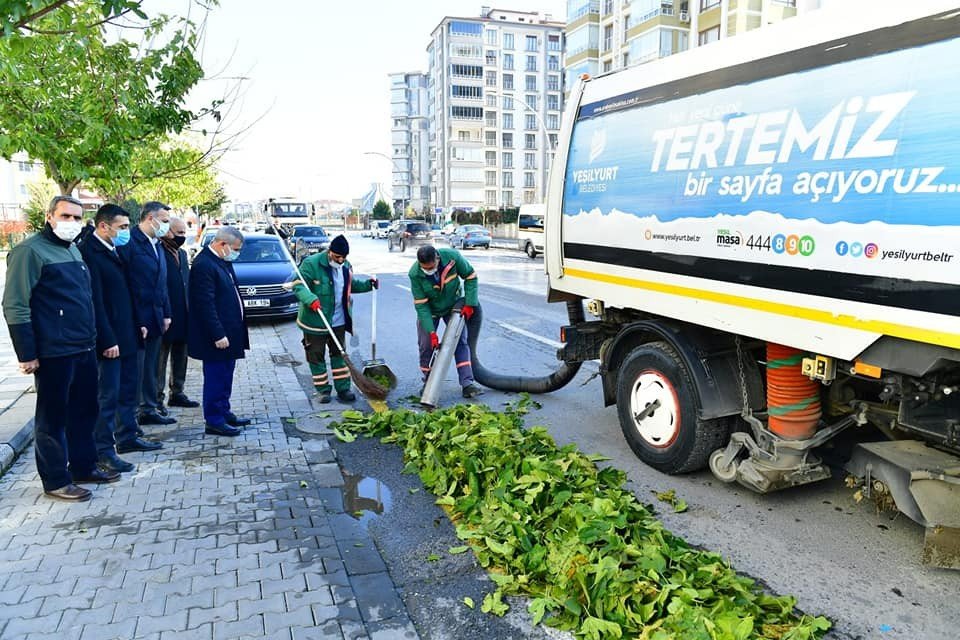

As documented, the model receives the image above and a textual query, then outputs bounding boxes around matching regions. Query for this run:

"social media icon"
[835,241,849,256]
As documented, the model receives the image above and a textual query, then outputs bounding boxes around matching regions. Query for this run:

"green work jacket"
[293,251,373,335]
[408,247,478,333]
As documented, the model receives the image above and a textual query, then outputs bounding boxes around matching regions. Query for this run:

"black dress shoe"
[168,393,200,408]
[98,453,134,473]
[205,423,242,437]
[116,437,164,453]
[157,404,169,417]
[225,413,251,427]
[138,412,176,426]
[45,484,92,501]
[73,468,121,484]
[337,389,356,403]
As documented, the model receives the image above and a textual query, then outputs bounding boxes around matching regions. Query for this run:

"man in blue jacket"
[188,227,251,436]
[157,216,198,413]
[2,196,119,501]
[119,201,175,429]
[81,204,163,469]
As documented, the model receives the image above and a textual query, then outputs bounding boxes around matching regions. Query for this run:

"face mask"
[172,236,186,248]
[223,247,241,262]
[114,229,131,247]
[421,267,437,277]
[52,220,82,242]
[153,218,170,238]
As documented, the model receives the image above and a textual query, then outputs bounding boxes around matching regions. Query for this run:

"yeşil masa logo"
[589,129,607,164]
[716,228,742,248]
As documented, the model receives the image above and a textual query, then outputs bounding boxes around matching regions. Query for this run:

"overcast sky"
[148,0,567,204]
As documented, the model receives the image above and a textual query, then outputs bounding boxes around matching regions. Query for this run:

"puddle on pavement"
[342,471,392,526]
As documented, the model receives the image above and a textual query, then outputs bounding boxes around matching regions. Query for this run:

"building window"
[525,75,537,91]
[486,50,497,65]
[502,172,514,187]
[502,133,514,148]
[525,55,537,72]
[548,134,558,149]
[502,151,513,168]
[603,60,613,73]
[503,53,514,70]
[18,161,32,172]
[700,0,721,10]
[502,190,513,205]
[603,24,613,52]
[486,94,498,107]
[485,171,497,186]
[20,184,28,195]
[502,95,514,110]
[485,71,497,86]
[451,105,483,120]
[451,44,483,58]
[547,55,560,71]
[452,85,483,99]
[486,29,498,45]
[486,150,497,166]
[485,111,497,126]
[503,113,514,129]
[547,34,561,51]
[525,94,538,110]
[546,75,559,91]
[503,74,514,90]
[547,94,559,111]
[525,114,537,130]
[525,35,538,51]
[546,114,559,129]
[458,130,472,141]
[624,13,632,31]
[623,52,629,67]
[503,33,514,49]
[524,172,536,188]
[485,131,497,145]
[450,21,483,36]
[698,25,720,45]
[451,64,483,77]
[524,152,537,169]
[524,190,537,204]
[525,133,536,150]
[602,0,613,15]
[486,190,498,206]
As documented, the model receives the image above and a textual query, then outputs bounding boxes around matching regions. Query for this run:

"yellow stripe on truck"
[563,267,960,350]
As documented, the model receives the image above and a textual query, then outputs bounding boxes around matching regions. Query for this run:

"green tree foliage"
[21,177,59,232]
[0,1,210,194]
[372,199,392,220]
[0,0,144,35]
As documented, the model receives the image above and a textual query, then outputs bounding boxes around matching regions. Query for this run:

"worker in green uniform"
[409,244,482,398]
[292,235,377,403]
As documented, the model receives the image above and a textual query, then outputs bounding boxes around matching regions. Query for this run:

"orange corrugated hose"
[766,343,821,440]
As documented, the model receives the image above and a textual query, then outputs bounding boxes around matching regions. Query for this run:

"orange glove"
[461,305,474,320]
[430,332,440,349]
[310,299,321,312]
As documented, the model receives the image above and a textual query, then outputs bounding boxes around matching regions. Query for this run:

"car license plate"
[243,299,270,308]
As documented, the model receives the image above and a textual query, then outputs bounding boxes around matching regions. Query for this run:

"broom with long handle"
[272,223,388,400]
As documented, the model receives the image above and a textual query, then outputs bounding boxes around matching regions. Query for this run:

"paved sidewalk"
[0,259,37,473]
[0,323,418,640]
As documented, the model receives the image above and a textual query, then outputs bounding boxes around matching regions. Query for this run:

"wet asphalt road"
[273,233,957,640]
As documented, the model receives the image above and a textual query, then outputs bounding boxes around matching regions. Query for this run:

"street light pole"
[515,98,556,203]
[363,151,406,217]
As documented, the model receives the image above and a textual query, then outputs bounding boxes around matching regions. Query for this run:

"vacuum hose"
[467,299,585,393]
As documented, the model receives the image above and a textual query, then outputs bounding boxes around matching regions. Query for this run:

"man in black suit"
[188,227,251,436]
[119,201,176,429]
[81,204,163,465]
[157,216,199,413]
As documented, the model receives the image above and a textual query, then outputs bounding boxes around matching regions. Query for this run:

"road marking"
[493,321,563,349]
[395,284,411,292]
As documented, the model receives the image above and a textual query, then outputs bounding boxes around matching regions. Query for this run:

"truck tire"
[388,238,394,252]
[526,242,538,259]
[615,341,730,474]
[399,239,406,252]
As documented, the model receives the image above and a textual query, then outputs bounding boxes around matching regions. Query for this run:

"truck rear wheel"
[525,242,538,259]
[615,341,730,474]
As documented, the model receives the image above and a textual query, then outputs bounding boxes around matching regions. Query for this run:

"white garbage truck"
[538,1,960,566]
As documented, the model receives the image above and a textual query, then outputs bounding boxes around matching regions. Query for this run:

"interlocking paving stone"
[0,325,417,640]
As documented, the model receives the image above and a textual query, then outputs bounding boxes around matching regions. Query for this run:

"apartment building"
[388,71,431,215]
[426,7,565,212]
[566,0,822,83]
[0,153,41,222]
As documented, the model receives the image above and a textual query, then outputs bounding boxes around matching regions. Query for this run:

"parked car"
[387,221,433,253]
[449,224,492,250]
[232,234,298,319]
[430,224,443,238]
[288,225,329,263]
[372,220,392,239]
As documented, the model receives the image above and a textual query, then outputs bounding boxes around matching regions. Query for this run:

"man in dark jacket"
[157,216,198,412]
[118,200,175,428]
[188,226,251,436]
[80,204,163,469]
[2,196,119,501]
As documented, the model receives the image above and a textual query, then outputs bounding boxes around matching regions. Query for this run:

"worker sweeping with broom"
[291,235,378,403]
